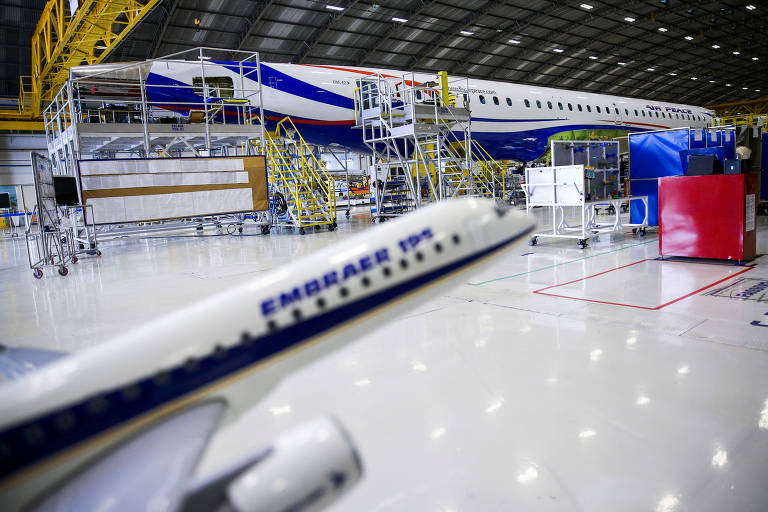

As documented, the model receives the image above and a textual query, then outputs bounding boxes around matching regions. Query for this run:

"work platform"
[49,123,263,159]
[355,71,507,222]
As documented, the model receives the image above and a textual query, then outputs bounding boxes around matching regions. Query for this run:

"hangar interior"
[0,1,767,511]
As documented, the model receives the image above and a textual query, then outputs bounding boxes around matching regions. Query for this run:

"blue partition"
[629,129,689,178]
[689,129,707,149]
[629,129,689,226]
[630,179,660,226]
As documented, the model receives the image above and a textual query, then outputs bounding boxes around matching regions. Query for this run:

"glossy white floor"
[2,207,768,511]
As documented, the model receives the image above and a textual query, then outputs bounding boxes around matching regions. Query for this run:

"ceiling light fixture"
[589,55,598,60]
[732,51,740,55]
[392,17,407,23]
[690,77,698,80]
[617,61,627,65]
[508,39,521,44]
[580,3,594,9]
[553,48,564,53]
[646,67,656,71]
[709,80,716,83]
[752,57,759,61]
[684,35,694,40]
[658,27,668,32]
[726,83,732,86]
[711,44,720,49]
[624,16,635,22]
[460,30,474,36]
[669,72,677,76]
[325,4,344,11]
[746,4,756,10]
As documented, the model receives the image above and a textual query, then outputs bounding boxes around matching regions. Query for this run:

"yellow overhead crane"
[0,0,159,128]
[707,97,768,128]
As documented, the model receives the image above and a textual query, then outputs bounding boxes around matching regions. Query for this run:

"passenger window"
[547,101,553,109]
[655,112,659,117]
[506,97,512,106]
[479,95,486,104]
[642,111,646,117]
[586,105,591,112]
[625,109,629,115]
[536,100,542,108]
[578,104,583,112]
[524,99,531,108]
[558,102,563,110]
[606,106,610,113]
[493,96,499,105]
[568,103,573,111]
[634,109,638,116]
[596,106,601,113]
[662,112,666,118]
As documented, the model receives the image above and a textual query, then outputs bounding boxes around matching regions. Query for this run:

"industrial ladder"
[262,117,337,233]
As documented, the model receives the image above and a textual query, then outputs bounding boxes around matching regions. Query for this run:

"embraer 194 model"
[135,60,716,161]
[0,199,536,511]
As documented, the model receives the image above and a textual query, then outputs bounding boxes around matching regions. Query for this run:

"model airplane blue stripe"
[0,227,531,480]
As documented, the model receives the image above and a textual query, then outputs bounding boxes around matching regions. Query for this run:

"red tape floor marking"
[533,259,755,310]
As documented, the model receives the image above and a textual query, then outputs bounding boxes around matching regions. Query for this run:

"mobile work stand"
[522,164,648,249]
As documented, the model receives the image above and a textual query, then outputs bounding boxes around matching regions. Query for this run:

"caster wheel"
[79,243,85,250]
[528,237,537,246]
[261,225,270,235]
[33,269,43,279]
[58,267,69,276]
[345,210,350,218]
[96,250,102,257]
[61,237,67,245]
[72,256,78,264]
[578,239,588,249]
[299,227,306,235]
[639,228,646,237]
[196,225,203,231]
[329,221,337,231]
[632,228,638,234]
[238,226,243,234]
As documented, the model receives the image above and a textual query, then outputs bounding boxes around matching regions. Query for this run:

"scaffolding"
[41,47,270,237]
[354,72,505,222]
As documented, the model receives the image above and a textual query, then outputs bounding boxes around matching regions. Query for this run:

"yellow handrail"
[469,139,505,201]
[274,116,336,222]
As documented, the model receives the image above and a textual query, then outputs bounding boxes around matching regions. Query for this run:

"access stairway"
[260,117,337,233]
[355,72,506,221]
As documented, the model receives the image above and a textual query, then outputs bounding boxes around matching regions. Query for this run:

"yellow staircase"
[262,117,337,233]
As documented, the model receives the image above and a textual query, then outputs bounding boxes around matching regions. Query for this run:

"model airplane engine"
[223,416,362,512]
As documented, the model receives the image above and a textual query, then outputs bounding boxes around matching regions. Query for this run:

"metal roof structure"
[2,0,766,105]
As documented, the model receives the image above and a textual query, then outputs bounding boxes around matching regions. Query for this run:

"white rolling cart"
[522,164,649,249]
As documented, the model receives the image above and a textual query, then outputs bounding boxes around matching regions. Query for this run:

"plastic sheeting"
[629,129,688,226]
[629,129,689,179]
[78,156,267,224]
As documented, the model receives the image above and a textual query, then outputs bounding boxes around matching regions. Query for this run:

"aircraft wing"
[30,401,225,512]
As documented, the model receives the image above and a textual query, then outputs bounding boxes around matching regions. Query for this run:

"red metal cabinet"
[659,173,758,261]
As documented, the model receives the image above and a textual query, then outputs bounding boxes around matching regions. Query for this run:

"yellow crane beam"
[706,97,768,127]
[0,0,159,121]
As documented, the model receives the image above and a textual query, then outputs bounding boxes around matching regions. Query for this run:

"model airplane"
[118,59,716,162]
[0,198,536,511]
